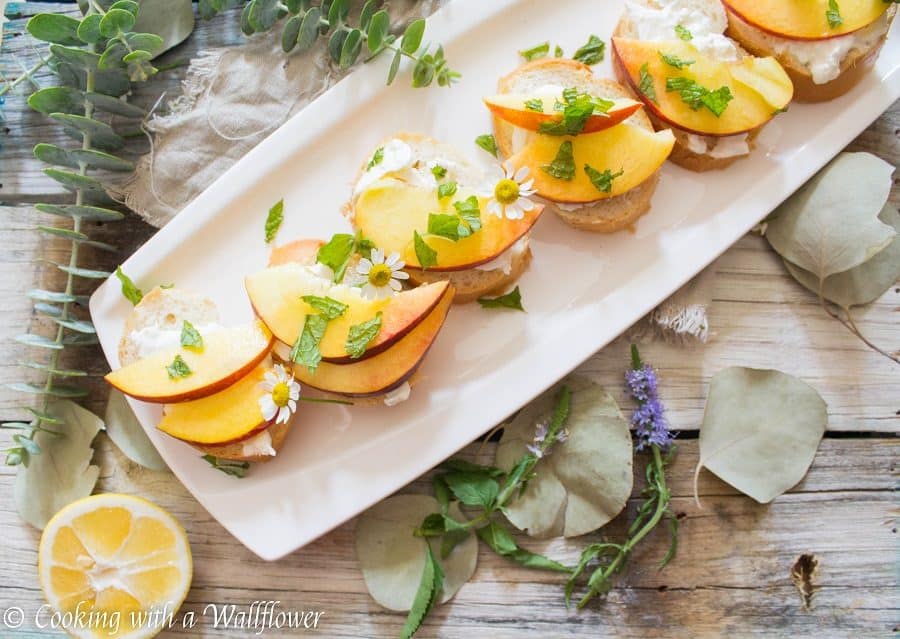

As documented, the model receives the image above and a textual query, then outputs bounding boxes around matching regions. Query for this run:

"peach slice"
[158,364,272,445]
[106,321,274,403]
[268,239,324,266]
[245,262,451,363]
[291,285,453,396]
[484,94,642,134]
[353,182,543,272]
[507,123,675,203]
[722,0,889,40]
[613,38,793,137]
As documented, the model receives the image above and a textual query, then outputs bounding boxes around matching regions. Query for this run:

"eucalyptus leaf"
[14,399,103,529]
[240,3,254,35]
[296,7,321,51]
[104,389,168,471]
[26,14,82,45]
[77,14,103,43]
[282,14,302,52]
[28,87,84,115]
[767,152,895,280]
[57,264,112,279]
[44,168,107,193]
[35,203,125,222]
[110,0,140,14]
[248,0,281,32]
[328,29,349,64]
[34,143,78,169]
[696,367,827,504]
[134,0,195,56]
[783,203,900,309]
[51,113,125,151]
[15,334,63,350]
[28,289,77,304]
[367,9,389,53]
[355,494,477,611]
[70,149,135,172]
[401,18,425,54]
[124,32,165,55]
[85,92,146,118]
[49,44,101,71]
[99,42,128,70]
[359,0,377,30]
[99,8,136,37]
[340,28,363,69]
[495,375,633,538]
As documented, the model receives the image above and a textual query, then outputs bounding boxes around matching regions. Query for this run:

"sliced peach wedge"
[105,321,274,403]
[613,38,793,137]
[484,93,642,134]
[290,285,454,397]
[354,182,543,271]
[507,124,675,204]
[245,262,450,363]
[158,363,272,445]
[722,0,890,40]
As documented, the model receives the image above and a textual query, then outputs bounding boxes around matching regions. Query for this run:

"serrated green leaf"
[35,204,124,222]
[115,267,144,305]
[43,168,107,193]
[401,18,425,54]
[28,87,84,115]
[15,334,63,350]
[27,14,82,45]
[105,389,168,471]
[345,312,382,359]
[477,286,525,312]
[15,400,103,528]
[296,7,321,50]
[413,230,437,269]
[290,314,328,371]
[443,471,499,509]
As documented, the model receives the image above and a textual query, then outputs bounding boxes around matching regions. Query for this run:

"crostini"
[721,0,896,102]
[107,287,293,463]
[612,0,794,171]
[346,133,544,303]
[488,58,675,233]
[246,236,454,402]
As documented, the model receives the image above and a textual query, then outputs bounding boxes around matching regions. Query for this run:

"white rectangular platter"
[90,0,900,560]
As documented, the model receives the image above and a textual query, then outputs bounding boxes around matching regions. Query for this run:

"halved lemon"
[38,494,193,639]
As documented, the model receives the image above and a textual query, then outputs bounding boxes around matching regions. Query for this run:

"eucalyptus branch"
[0,59,48,98]
[817,289,899,365]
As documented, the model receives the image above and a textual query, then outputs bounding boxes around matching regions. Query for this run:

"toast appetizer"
[107,287,293,463]
[346,133,543,303]
[246,236,454,401]
[488,58,675,233]
[722,0,896,102]
[613,0,793,171]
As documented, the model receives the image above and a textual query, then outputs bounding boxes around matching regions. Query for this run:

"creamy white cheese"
[383,382,411,407]
[354,138,462,196]
[683,132,750,158]
[474,237,528,274]
[241,429,276,457]
[624,0,740,61]
[129,323,222,359]
[751,12,891,84]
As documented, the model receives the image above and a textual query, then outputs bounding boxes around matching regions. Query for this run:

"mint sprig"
[115,266,143,305]
[165,354,191,380]
[475,133,499,158]
[638,63,658,104]
[477,286,524,311]
[264,198,284,244]
[572,34,605,65]
[345,312,382,359]
[413,230,438,269]
[290,314,329,372]
[180,320,203,350]
[399,545,444,639]
[542,141,576,181]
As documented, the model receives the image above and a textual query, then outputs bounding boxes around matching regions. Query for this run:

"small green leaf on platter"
[303,295,349,321]
[495,375,633,538]
[291,314,328,371]
[166,354,192,379]
[14,399,101,527]
[475,133,499,158]
[105,389,169,472]
[345,312,383,359]
[413,231,438,270]
[519,41,550,61]
[26,14,83,45]
[264,198,284,243]
[572,34,605,65]
[202,455,249,477]
[355,494,477,611]
[477,286,525,312]
[695,367,826,505]
[180,320,204,350]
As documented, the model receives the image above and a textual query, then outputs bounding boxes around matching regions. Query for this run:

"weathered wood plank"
[0,438,895,637]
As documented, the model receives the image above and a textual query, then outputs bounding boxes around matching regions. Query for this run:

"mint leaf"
[541,141,576,181]
[519,41,549,61]
[555,44,564,57]
[674,24,692,41]
[443,472,499,509]
[700,86,734,117]
[414,231,438,269]
[115,266,143,305]
[399,545,444,639]
[302,295,348,321]
[441,458,505,477]
[202,455,249,478]
[476,521,570,572]
[453,196,482,237]
[475,134,498,158]
[437,181,457,200]
[428,213,461,241]
[166,354,191,379]
[354,231,376,260]
[573,34,605,65]
[639,63,657,104]
[584,164,624,194]
[264,198,284,244]
[524,98,543,112]
[659,51,693,69]
[477,285,525,311]
[316,233,355,282]
[430,163,447,179]
[291,314,328,372]
[826,0,843,27]
[345,312,382,359]
[367,146,384,170]
[666,77,733,116]
[539,89,599,136]
[180,320,203,350]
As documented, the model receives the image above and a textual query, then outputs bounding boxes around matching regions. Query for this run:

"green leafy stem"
[2,3,158,465]
[203,0,460,88]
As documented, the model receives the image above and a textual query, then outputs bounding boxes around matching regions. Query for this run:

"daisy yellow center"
[271,382,291,408]
[368,263,393,287]
[494,178,520,205]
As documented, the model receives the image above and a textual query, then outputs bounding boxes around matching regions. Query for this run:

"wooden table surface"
[1,3,898,637]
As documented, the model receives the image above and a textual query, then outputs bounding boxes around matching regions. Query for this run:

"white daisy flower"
[355,248,409,300]
[485,163,537,220]
[258,364,300,425]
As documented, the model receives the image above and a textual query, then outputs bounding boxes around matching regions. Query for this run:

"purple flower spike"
[624,352,674,451]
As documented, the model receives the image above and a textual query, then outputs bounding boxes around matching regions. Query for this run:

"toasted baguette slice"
[613,13,760,172]
[494,58,660,233]
[118,287,288,463]
[347,132,535,302]
[724,6,895,103]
